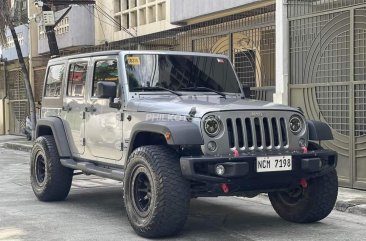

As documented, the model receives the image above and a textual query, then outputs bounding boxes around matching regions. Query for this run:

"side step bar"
[60,158,124,181]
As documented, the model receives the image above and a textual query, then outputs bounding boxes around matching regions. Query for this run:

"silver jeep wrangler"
[31,51,338,238]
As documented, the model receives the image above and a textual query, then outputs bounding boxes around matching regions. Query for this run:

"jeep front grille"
[226,117,288,150]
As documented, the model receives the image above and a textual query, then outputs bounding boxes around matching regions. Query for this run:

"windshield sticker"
[127,56,141,65]
[217,58,225,64]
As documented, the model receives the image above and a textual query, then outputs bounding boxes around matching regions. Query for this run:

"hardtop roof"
[47,50,229,64]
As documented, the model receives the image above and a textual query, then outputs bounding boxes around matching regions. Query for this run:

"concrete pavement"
[0,135,32,152]
[1,147,366,240]
[1,134,366,218]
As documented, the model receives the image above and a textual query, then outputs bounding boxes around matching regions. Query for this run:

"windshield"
[125,54,241,94]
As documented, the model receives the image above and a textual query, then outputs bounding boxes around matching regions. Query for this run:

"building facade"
[94,0,175,45]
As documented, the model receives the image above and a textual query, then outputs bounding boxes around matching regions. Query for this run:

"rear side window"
[44,64,65,97]
[67,62,88,97]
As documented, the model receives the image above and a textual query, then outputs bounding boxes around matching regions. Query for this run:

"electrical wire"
[82,5,117,29]
[94,5,119,26]
[94,4,135,37]
[84,5,135,38]
[95,6,106,43]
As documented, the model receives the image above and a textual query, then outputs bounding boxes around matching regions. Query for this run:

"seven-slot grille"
[226,117,288,150]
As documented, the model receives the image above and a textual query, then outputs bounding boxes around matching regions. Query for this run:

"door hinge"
[120,142,124,151]
[82,111,86,120]
[82,138,86,146]
[120,113,125,121]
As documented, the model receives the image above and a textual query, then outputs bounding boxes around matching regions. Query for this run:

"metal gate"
[7,69,29,135]
[288,1,366,189]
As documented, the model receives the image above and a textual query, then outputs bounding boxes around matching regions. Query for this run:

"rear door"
[61,58,90,156]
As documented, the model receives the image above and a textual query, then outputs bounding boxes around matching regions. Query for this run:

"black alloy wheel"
[35,154,46,185]
[131,166,152,216]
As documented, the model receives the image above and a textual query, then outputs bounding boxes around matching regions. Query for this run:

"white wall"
[170,0,265,24]
[0,101,4,135]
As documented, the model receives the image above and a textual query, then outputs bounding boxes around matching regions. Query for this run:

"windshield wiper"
[180,86,226,98]
[133,86,182,96]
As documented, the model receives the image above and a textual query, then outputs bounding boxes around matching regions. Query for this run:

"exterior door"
[84,56,123,162]
[61,59,90,156]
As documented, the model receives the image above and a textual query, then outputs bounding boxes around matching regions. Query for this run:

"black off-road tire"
[124,145,190,238]
[269,169,338,223]
[30,135,73,201]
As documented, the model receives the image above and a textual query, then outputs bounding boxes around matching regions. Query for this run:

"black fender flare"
[307,120,333,141]
[128,120,203,155]
[36,117,72,157]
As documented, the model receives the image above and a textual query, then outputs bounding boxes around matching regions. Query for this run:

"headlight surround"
[289,114,304,134]
[204,115,222,137]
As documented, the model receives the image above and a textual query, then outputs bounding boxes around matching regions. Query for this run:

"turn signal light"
[165,132,171,141]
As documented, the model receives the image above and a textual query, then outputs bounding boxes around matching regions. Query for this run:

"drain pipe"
[1,57,8,135]
[274,0,289,105]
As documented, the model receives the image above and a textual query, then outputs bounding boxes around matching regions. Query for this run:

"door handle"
[62,105,72,112]
[85,105,96,113]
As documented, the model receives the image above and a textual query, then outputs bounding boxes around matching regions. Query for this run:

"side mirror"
[241,84,251,98]
[96,81,121,109]
[97,81,117,99]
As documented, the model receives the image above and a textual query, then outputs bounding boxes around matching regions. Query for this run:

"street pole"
[42,4,60,56]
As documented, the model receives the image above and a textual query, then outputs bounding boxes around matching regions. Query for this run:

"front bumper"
[180,150,337,192]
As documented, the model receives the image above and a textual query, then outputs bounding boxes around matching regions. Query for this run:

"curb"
[1,142,33,153]
[335,200,366,216]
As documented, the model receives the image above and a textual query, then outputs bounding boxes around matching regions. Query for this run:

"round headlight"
[289,115,303,134]
[204,115,221,137]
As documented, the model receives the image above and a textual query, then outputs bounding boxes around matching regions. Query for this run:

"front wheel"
[124,145,190,238]
[269,169,338,223]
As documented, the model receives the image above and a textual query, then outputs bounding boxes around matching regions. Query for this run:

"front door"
[61,59,90,156]
[84,56,123,162]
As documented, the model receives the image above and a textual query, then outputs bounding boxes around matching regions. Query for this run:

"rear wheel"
[30,135,73,201]
[124,145,190,238]
[269,169,338,223]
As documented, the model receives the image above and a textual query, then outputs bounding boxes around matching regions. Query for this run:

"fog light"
[207,141,217,152]
[215,164,225,176]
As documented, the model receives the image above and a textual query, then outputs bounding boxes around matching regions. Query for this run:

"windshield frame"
[121,52,243,98]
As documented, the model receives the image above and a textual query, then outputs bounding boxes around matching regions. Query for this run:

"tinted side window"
[67,62,88,97]
[44,64,64,97]
[92,60,118,97]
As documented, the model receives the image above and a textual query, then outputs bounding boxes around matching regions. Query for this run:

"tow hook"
[299,178,308,189]
[221,183,230,193]
[301,146,308,154]
[232,147,239,157]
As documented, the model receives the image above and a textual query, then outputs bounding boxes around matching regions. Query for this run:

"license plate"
[256,156,292,173]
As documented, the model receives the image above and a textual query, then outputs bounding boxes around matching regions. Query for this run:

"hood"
[127,95,298,118]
